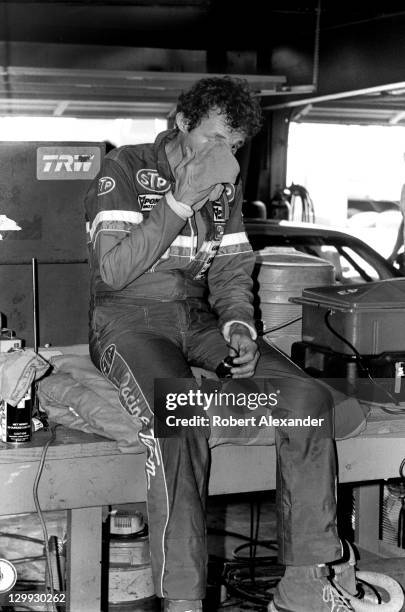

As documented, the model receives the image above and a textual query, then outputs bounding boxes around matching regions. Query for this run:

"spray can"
[0,388,32,445]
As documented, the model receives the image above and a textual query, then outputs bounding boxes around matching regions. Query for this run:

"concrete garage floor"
[117,492,405,612]
[0,492,405,611]
[206,492,405,611]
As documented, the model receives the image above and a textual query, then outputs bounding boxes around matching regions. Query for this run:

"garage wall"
[0,141,104,347]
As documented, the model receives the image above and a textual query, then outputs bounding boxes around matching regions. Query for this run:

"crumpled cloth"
[37,354,143,453]
[0,349,50,406]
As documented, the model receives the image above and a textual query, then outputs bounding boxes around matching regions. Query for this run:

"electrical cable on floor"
[220,555,282,606]
[324,309,405,412]
[208,497,283,608]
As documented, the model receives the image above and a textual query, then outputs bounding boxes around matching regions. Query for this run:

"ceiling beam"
[264,81,405,110]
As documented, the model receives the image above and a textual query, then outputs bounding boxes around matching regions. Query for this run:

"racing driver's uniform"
[84,129,343,601]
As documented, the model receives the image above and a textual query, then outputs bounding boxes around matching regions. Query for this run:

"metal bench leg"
[354,483,381,555]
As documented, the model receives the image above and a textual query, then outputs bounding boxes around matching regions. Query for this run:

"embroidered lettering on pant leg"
[118,370,143,417]
[100,343,116,376]
[101,346,161,489]
[139,425,161,488]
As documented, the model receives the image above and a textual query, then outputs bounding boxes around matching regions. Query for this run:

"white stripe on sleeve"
[89,210,143,241]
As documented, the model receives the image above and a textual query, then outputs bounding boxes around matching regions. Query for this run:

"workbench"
[1,407,404,612]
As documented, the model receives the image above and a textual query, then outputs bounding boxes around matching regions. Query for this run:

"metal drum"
[254,248,335,352]
[108,535,157,611]
[108,511,158,611]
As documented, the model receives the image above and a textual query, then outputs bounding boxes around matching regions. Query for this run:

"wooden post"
[66,507,103,612]
[354,483,381,555]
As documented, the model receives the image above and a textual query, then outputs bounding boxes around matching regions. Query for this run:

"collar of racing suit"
[153,129,178,187]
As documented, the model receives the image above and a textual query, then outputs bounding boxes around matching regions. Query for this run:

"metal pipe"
[312,0,321,91]
[32,257,39,354]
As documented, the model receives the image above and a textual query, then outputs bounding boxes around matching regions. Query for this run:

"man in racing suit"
[85,77,360,612]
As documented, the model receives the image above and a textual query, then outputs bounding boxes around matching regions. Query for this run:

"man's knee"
[277,376,333,421]
[296,378,333,420]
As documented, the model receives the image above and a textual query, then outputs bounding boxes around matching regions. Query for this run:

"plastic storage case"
[291,278,405,355]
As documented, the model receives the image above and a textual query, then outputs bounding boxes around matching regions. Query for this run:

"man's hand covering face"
[173,142,240,209]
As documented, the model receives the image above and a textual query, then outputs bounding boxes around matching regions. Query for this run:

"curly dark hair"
[176,76,263,139]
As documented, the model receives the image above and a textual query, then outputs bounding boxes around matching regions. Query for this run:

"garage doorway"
[286,122,405,257]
